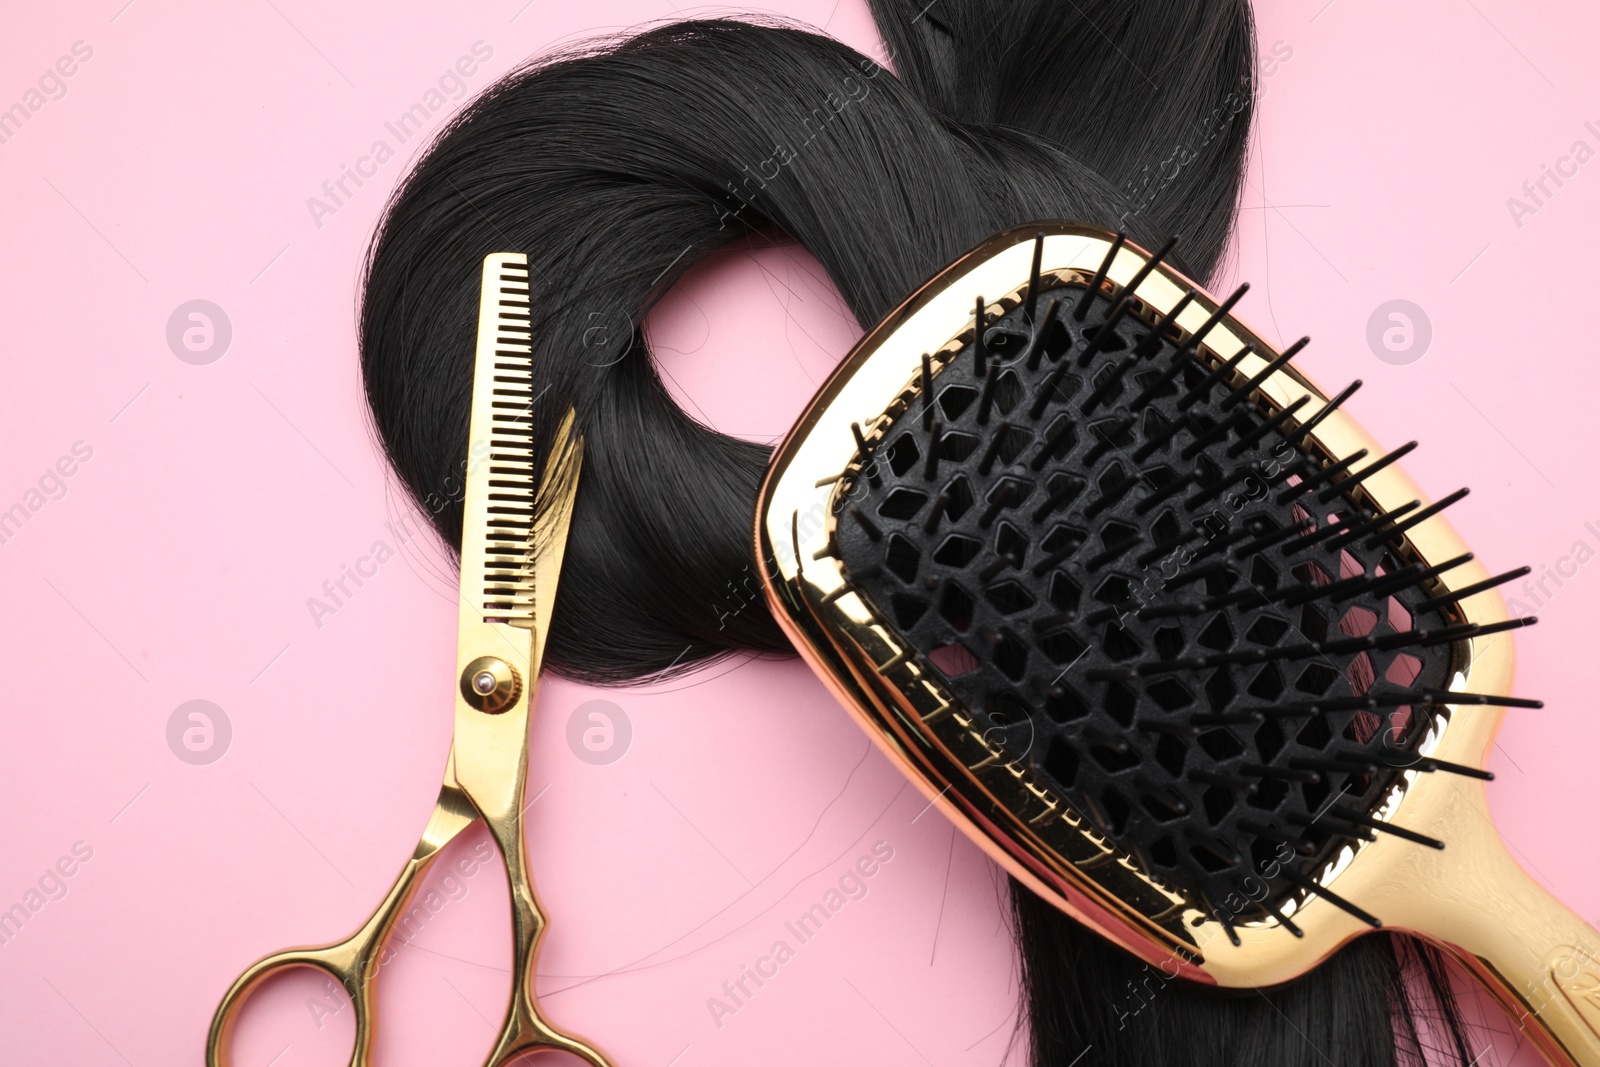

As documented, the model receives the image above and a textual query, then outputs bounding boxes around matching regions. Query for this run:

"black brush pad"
[834,282,1457,926]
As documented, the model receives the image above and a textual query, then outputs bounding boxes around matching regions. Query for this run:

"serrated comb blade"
[456,254,538,695]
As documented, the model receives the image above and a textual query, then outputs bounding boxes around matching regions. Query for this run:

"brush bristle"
[832,247,1534,931]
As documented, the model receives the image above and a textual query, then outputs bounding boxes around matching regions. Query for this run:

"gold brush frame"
[756,222,1600,1066]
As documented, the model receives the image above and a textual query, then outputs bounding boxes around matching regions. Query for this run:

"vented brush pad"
[834,282,1456,926]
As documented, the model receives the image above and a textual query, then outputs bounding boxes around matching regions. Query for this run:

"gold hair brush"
[756,223,1600,1065]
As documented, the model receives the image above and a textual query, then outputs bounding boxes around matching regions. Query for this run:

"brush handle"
[1403,812,1600,1066]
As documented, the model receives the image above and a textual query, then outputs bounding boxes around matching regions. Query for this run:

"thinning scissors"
[207,253,613,1067]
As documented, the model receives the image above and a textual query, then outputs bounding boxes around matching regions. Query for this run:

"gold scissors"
[207,253,614,1067]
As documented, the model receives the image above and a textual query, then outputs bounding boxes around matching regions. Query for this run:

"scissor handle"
[489,995,615,1067]
[206,849,435,1067]
[207,762,614,1067]
[206,934,381,1067]
[208,772,476,1067]
[481,799,616,1067]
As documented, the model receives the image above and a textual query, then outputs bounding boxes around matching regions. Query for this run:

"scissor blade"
[413,747,478,862]
[456,252,539,679]
[526,410,581,678]
[451,252,581,820]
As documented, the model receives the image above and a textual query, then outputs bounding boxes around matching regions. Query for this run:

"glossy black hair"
[359,3,1473,1063]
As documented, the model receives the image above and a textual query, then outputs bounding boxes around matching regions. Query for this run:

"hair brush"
[755,222,1600,1065]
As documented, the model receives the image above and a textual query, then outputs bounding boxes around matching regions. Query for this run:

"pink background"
[1,0,1596,1064]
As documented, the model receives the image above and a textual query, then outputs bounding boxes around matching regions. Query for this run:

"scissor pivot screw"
[460,656,521,713]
